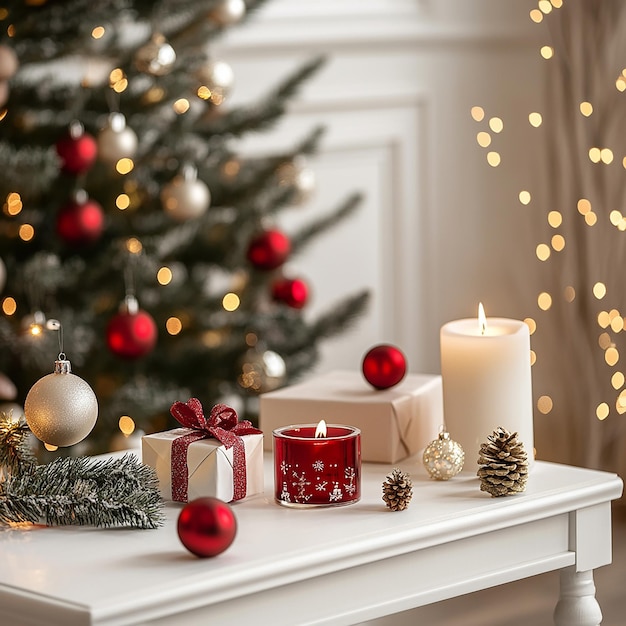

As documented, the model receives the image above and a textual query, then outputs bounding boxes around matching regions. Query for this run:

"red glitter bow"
[169,398,261,502]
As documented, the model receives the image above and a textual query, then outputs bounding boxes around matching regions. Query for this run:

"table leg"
[553,566,602,626]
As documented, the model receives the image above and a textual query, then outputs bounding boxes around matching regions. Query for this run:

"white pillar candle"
[440,305,534,466]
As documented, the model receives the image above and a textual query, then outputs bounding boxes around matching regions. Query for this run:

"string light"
[116,158,134,175]
[91,26,105,39]
[612,372,625,389]
[18,224,34,241]
[118,415,135,436]
[116,194,130,210]
[580,101,593,116]
[519,190,531,205]
[173,99,190,114]
[596,403,610,420]
[470,106,485,122]
[157,267,173,285]
[476,131,491,147]
[537,395,553,414]
[488,117,503,133]
[126,237,142,254]
[528,112,543,127]
[222,293,240,312]
[166,317,182,335]
[564,286,576,302]
[2,296,16,315]
[540,46,554,60]
[487,151,501,167]
[4,192,22,215]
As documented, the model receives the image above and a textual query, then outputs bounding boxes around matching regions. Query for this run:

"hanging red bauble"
[246,229,291,271]
[177,497,237,558]
[106,297,157,360]
[362,344,407,390]
[271,276,309,309]
[55,123,98,175]
[56,191,104,246]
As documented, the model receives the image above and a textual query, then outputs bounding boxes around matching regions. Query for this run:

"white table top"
[0,452,622,626]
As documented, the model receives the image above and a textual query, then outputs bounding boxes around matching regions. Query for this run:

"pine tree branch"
[309,290,371,343]
[0,413,36,478]
[291,192,363,256]
[0,143,60,199]
[0,454,164,529]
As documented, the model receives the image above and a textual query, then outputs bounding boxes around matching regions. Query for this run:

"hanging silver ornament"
[97,112,138,164]
[422,430,465,480]
[135,33,176,76]
[160,164,211,221]
[238,347,286,394]
[196,59,234,106]
[277,157,316,205]
[210,0,246,26]
[24,357,98,447]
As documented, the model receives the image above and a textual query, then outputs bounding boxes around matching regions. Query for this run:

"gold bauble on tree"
[24,357,98,447]
[422,430,465,480]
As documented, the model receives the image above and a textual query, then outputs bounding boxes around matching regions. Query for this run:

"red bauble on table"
[56,124,98,175]
[362,344,407,390]
[56,192,104,246]
[177,497,237,558]
[271,276,309,309]
[106,302,157,360]
[246,229,291,270]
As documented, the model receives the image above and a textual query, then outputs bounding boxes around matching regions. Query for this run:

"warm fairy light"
[487,151,501,167]
[478,302,487,335]
[157,267,173,285]
[564,286,576,302]
[608,309,620,322]
[538,0,552,13]
[91,26,105,39]
[30,323,43,336]
[315,420,327,438]
[166,317,183,335]
[488,117,503,133]
[580,101,593,116]
[476,131,491,147]
[551,0,563,8]
[0,109,7,121]
[116,194,130,210]
[116,158,134,175]
[0,9,8,19]
[613,372,625,389]
[118,415,135,436]
[530,350,536,366]
[596,403,610,421]
[598,311,610,328]
[44,443,58,451]
[600,148,614,164]
[536,243,550,261]
[142,86,165,104]
[530,9,543,23]
[538,292,552,311]
[2,297,16,315]
[173,98,190,114]
[245,332,258,346]
[197,86,211,100]
[585,212,597,226]
[4,192,22,215]
[588,147,601,163]
[528,112,543,127]
[524,317,536,334]
[617,392,626,414]
[551,234,565,251]
[616,77,626,92]
[18,224,34,241]
[599,333,612,349]
[221,158,241,179]
[577,198,591,215]
[537,395,553,414]
[548,210,562,227]
[222,292,240,312]
[540,46,554,60]
[611,316,624,333]
[519,190,531,205]
[126,237,143,254]
[593,282,607,299]
[109,68,128,93]
[610,210,622,226]
[7,24,15,37]
[470,106,485,122]
[202,329,223,347]
[605,347,619,367]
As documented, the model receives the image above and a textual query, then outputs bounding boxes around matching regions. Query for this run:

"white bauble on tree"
[97,113,138,164]
[196,59,234,106]
[135,33,176,76]
[24,358,98,447]
[210,0,246,25]
[161,165,211,221]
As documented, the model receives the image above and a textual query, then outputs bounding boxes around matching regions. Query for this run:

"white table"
[0,453,622,626]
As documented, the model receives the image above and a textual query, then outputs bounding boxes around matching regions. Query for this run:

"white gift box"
[142,428,264,503]
[259,370,443,463]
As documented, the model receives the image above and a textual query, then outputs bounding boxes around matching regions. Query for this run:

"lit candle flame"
[478,302,487,336]
[315,419,327,438]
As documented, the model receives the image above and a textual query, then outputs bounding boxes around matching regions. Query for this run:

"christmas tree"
[0,0,368,454]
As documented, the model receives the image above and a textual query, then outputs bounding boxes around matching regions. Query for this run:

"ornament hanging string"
[45,318,65,361]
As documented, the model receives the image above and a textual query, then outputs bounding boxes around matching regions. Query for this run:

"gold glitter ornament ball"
[24,360,98,447]
[422,431,465,480]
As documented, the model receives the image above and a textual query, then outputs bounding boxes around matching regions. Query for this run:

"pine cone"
[477,427,528,497]
[382,468,413,511]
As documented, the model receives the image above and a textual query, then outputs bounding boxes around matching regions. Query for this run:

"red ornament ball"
[56,196,104,246]
[271,276,309,309]
[246,229,291,271]
[106,309,157,359]
[56,129,97,175]
[362,344,407,390]
[177,497,237,558]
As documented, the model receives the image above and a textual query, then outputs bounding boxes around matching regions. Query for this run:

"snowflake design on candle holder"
[315,481,328,492]
[280,460,290,475]
[292,470,312,503]
[312,459,324,472]
[343,467,356,496]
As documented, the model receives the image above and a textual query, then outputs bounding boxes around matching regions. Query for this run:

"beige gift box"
[259,370,443,463]
[142,428,264,503]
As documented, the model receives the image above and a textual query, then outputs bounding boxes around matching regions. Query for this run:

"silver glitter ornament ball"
[422,430,465,480]
[161,167,211,221]
[24,360,98,447]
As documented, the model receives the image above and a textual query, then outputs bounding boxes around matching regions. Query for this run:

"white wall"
[215,0,544,376]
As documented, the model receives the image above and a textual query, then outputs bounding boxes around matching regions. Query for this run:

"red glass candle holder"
[273,423,361,508]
